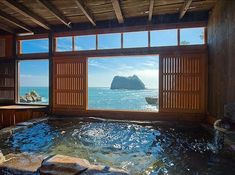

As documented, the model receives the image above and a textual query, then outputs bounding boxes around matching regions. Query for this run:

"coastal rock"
[20,90,42,103]
[40,154,129,175]
[110,75,145,90]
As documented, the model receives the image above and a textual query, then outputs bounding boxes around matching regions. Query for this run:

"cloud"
[88,57,159,88]
[89,60,111,70]
[116,68,159,89]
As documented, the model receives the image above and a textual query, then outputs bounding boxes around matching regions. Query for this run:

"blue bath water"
[1,119,234,174]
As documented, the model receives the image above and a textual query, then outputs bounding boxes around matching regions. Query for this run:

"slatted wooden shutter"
[159,53,207,113]
[53,58,87,113]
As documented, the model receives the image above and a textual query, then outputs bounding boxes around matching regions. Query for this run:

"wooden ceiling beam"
[37,0,71,28]
[111,0,124,24]
[148,0,154,22]
[73,0,96,26]
[0,23,14,33]
[1,0,50,30]
[0,10,32,32]
[179,0,193,19]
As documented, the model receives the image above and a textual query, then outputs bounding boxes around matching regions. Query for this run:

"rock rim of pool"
[0,153,129,175]
[40,154,129,175]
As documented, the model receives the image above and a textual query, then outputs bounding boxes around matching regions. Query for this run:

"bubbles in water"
[1,120,226,174]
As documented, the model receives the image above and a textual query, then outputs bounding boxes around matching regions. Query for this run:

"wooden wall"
[207,0,235,118]
[0,61,15,104]
[0,35,13,59]
[0,107,46,128]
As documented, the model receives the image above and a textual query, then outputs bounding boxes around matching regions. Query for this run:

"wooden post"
[49,32,53,112]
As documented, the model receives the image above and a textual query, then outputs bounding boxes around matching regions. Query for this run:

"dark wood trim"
[96,34,98,50]
[37,0,71,28]
[16,33,48,40]
[72,36,75,51]
[179,0,193,19]
[52,109,205,122]
[15,60,19,103]
[53,45,207,58]
[111,0,124,24]
[73,0,96,26]
[48,32,53,110]
[148,31,150,47]
[2,0,50,30]
[16,53,49,60]
[177,28,180,45]
[53,21,207,37]
[121,32,123,48]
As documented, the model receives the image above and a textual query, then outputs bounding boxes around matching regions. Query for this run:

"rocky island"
[20,90,42,103]
[110,75,145,90]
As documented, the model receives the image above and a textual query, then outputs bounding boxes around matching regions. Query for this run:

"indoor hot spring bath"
[0,118,235,175]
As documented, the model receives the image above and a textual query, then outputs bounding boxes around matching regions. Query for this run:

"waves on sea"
[88,87,158,111]
[20,87,158,111]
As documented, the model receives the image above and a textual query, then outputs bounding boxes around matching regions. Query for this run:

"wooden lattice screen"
[0,61,15,103]
[159,53,207,113]
[53,58,87,113]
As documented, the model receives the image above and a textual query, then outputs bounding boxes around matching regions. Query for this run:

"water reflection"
[0,120,234,174]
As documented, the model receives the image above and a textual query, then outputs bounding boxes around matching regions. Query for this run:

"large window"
[98,33,121,49]
[150,29,177,47]
[54,27,206,52]
[21,38,49,54]
[123,31,148,48]
[180,27,205,45]
[88,56,159,111]
[56,36,73,52]
[75,35,96,51]
[18,60,49,105]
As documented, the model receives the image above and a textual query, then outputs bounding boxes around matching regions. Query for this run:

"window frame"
[53,27,206,54]
[97,33,122,50]
[179,27,206,46]
[17,34,49,56]
[16,59,50,106]
[74,34,97,51]
[55,36,73,52]
[87,54,160,112]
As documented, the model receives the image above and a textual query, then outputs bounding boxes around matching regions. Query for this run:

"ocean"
[20,87,158,111]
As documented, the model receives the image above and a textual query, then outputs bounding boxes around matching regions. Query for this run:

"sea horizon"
[20,86,159,111]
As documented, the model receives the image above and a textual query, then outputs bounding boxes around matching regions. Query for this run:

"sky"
[88,56,159,89]
[19,28,204,88]
[19,60,49,87]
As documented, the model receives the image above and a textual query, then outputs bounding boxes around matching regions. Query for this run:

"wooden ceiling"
[0,0,217,34]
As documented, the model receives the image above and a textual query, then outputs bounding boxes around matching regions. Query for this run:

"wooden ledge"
[0,105,47,110]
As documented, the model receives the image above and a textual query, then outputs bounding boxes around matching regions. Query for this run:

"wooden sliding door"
[52,58,87,113]
[159,53,207,113]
